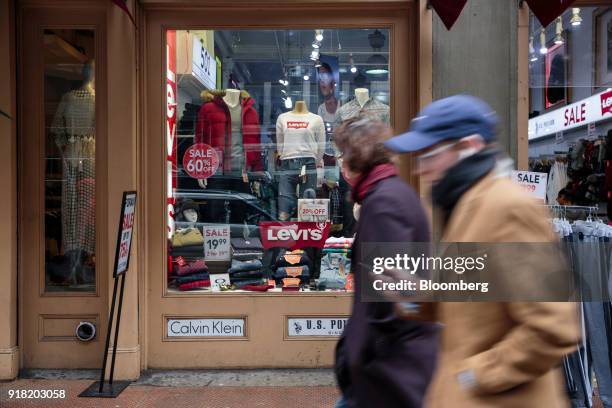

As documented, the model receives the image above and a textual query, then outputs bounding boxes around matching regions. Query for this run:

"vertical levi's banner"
[114,192,137,277]
[166,30,177,239]
[259,222,331,250]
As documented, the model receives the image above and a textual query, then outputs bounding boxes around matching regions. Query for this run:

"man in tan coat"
[385,95,580,407]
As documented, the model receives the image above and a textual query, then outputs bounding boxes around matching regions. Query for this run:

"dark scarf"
[352,163,398,203]
[431,148,498,220]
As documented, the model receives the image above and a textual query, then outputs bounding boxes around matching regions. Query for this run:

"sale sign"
[511,171,548,201]
[259,222,330,250]
[114,192,137,277]
[298,199,329,222]
[203,224,230,261]
[183,143,219,179]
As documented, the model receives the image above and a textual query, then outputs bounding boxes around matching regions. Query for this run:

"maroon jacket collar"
[352,163,398,203]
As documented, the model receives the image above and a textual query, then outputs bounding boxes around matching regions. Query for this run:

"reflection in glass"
[44,29,96,292]
[166,29,390,293]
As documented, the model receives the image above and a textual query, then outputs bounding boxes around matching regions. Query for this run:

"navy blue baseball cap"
[385,94,499,153]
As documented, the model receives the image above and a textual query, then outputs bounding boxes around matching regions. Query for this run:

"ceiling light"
[284,97,293,110]
[312,41,320,49]
[278,79,285,85]
[281,89,287,95]
[539,28,548,55]
[314,60,322,68]
[303,75,310,81]
[365,54,388,75]
[315,29,324,42]
[554,17,564,45]
[349,53,357,73]
[570,8,582,26]
[310,50,319,61]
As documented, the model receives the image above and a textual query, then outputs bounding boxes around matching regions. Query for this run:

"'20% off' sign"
[183,143,219,179]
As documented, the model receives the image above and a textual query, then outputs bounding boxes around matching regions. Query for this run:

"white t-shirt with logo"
[276,111,326,161]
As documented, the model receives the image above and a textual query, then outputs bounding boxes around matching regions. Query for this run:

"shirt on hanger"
[276,112,326,161]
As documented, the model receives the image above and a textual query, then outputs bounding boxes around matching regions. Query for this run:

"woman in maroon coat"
[333,118,438,408]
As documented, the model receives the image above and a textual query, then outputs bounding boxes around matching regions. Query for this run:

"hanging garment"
[50,87,96,255]
[547,161,569,204]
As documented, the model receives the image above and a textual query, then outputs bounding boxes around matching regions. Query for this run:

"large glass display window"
[165,28,391,294]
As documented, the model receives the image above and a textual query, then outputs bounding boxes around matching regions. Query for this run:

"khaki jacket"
[425,173,580,408]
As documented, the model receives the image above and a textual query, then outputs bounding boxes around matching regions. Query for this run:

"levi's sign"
[259,222,330,250]
[529,88,612,140]
[167,318,245,338]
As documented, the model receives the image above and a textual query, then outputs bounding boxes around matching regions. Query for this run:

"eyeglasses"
[416,141,459,164]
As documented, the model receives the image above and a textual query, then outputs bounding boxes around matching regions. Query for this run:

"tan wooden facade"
[0,0,535,380]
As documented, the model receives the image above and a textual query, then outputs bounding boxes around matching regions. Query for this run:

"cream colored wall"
[0,0,19,381]
[105,0,140,380]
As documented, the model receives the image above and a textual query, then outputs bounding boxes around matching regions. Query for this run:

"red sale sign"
[601,90,612,116]
[259,222,330,250]
[183,143,219,179]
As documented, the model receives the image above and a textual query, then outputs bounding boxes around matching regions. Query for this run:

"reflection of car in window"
[174,187,277,238]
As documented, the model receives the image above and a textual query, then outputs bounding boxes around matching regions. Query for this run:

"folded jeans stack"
[231,237,264,261]
[171,227,205,258]
[228,259,265,284]
[273,249,311,284]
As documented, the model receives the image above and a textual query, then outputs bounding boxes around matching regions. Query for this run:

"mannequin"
[355,88,370,108]
[50,59,97,284]
[292,100,309,114]
[223,88,241,109]
[275,102,326,220]
[334,87,389,125]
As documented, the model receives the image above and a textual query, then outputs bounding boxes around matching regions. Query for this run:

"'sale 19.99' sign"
[114,192,137,277]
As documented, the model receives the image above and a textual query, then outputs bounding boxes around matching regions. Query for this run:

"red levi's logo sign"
[601,90,612,116]
[286,121,309,129]
[259,222,330,250]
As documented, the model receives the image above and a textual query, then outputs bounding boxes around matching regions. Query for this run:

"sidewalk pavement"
[0,369,340,408]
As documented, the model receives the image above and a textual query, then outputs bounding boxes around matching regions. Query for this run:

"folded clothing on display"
[230,270,265,280]
[174,272,210,285]
[275,249,311,268]
[232,250,264,261]
[172,258,208,276]
[172,227,204,247]
[171,244,205,258]
[228,258,263,273]
[232,278,268,289]
[324,237,354,246]
[231,237,264,252]
[322,248,351,254]
[178,279,210,291]
[274,265,310,282]
[318,252,350,291]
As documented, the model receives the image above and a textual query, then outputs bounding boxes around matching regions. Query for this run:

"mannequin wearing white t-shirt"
[276,101,325,220]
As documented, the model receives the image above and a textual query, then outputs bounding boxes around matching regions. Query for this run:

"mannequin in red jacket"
[195,89,264,177]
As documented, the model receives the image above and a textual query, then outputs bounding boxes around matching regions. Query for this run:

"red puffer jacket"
[195,90,263,172]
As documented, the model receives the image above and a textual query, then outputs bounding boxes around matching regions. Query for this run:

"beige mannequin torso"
[223,89,241,108]
[355,88,370,107]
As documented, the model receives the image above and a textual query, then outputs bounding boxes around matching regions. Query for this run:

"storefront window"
[528,7,611,219]
[165,29,390,293]
[44,29,96,292]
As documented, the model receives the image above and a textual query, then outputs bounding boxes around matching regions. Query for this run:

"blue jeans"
[278,158,317,220]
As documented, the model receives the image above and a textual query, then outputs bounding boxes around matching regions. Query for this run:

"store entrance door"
[19,6,107,368]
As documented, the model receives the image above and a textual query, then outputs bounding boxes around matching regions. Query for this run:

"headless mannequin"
[199,89,243,189]
[292,100,309,114]
[355,88,369,108]
[223,88,241,108]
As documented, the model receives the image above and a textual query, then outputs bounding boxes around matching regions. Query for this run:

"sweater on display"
[275,112,326,161]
